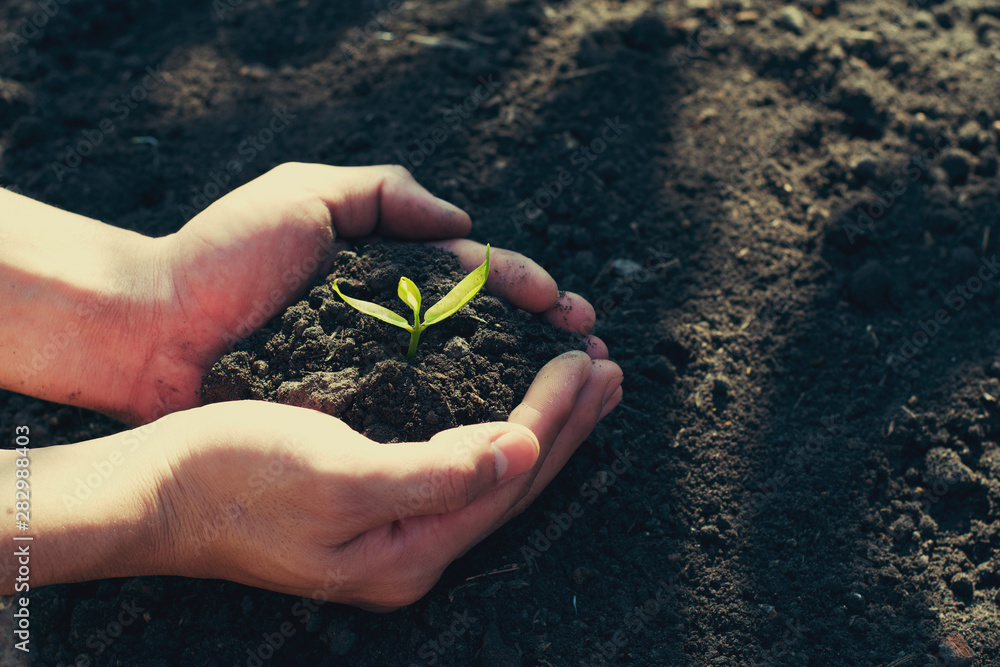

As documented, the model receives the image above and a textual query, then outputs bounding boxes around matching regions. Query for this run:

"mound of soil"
[201,244,583,443]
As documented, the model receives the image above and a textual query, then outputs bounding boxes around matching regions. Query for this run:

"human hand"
[128,163,606,424]
[149,353,620,609]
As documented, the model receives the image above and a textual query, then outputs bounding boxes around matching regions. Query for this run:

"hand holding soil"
[0,163,623,608]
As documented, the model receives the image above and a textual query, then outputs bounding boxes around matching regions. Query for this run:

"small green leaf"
[332,280,412,331]
[424,244,491,326]
[397,276,422,326]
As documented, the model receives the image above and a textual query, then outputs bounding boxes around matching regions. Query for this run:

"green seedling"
[332,245,491,360]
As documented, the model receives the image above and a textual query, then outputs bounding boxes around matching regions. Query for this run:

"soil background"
[2,0,1000,665]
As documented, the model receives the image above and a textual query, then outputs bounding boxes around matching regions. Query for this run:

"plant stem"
[406,328,422,360]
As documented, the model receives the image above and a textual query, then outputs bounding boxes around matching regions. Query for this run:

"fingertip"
[583,335,609,359]
[432,196,472,229]
[542,291,596,334]
[599,386,623,420]
[492,425,540,482]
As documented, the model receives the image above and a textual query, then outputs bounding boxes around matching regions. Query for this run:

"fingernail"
[492,430,539,482]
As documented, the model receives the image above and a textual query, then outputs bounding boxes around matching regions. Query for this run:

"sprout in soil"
[332,245,491,360]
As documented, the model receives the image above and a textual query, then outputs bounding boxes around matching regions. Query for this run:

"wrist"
[0,191,170,423]
[0,423,180,593]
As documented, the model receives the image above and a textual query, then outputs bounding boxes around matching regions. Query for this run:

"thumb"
[369,423,539,524]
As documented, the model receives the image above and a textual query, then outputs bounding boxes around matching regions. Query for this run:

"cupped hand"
[129,163,603,424]
[156,352,621,609]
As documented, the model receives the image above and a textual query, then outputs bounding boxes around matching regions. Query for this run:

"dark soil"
[200,243,583,443]
[2,0,999,665]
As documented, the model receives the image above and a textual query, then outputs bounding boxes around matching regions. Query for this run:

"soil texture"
[1,0,999,665]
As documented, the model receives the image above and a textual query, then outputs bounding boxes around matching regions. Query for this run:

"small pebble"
[776,5,806,33]
[844,592,866,613]
[611,258,647,281]
[758,604,778,620]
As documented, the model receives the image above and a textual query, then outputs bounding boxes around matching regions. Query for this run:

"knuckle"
[380,163,414,181]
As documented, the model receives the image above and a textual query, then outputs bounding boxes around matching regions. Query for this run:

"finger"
[396,354,622,564]
[360,422,540,525]
[279,163,472,240]
[504,359,623,517]
[429,239,559,314]
[600,384,623,420]
[385,351,596,561]
[541,291,596,334]
[506,350,595,451]
[584,335,609,359]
